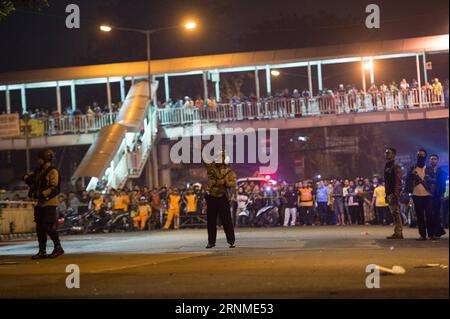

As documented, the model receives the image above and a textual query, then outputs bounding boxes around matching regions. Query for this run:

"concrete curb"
[0,233,36,241]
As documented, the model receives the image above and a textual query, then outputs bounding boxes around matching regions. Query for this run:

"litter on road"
[375,265,406,275]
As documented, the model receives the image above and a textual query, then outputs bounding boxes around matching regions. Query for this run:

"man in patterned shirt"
[204,151,237,249]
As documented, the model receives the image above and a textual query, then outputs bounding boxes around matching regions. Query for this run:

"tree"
[0,0,49,20]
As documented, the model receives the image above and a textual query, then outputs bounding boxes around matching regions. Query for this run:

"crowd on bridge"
[0,76,446,138]
[5,76,447,122]
[160,77,447,110]
[20,101,121,120]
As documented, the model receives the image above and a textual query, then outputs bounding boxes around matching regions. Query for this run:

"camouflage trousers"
[388,199,403,235]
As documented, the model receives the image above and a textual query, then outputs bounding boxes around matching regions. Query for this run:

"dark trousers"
[349,206,360,225]
[443,198,449,229]
[317,202,328,225]
[375,206,389,225]
[432,196,445,236]
[206,195,235,245]
[358,203,365,225]
[150,208,161,229]
[299,206,314,225]
[34,206,61,251]
[413,195,434,238]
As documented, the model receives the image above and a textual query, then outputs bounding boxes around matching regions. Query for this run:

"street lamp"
[184,21,197,30]
[99,25,112,32]
[271,70,281,77]
[100,21,197,106]
[364,61,373,70]
[361,59,375,92]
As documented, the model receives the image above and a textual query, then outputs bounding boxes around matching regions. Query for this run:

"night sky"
[0,0,448,72]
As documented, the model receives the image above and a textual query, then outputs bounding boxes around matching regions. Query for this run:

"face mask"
[417,155,426,168]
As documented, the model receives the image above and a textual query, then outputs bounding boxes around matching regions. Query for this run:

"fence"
[43,112,118,136]
[0,201,36,235]
[157,89,446,126]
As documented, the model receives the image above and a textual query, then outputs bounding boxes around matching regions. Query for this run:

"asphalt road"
[0,226,448,299]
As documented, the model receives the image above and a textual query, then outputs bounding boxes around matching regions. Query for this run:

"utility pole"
[21,113,32,172]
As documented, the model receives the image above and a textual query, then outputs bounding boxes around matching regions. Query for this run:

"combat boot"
[386,233,403,240]
[48,245,64,259]
[32,250,48,260]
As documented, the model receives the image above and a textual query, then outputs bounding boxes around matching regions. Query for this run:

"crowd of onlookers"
[159,77,447,111]
[11,172,441,232]
[20,101,121,120]
[237,176,449,228]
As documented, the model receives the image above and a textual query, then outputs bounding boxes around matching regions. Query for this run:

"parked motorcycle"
[237,199,254,227]
[254,205,279,227]
[84,210,111,233]
[106,211,133,232]
[57,208,88,234]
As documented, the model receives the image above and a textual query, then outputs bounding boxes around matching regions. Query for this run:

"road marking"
[87,253,211,273]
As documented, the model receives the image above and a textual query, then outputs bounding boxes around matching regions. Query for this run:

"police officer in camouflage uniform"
[384,147,404,240]
[204,151,237,249]
[24,149,64,259]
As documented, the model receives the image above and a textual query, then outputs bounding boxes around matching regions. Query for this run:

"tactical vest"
[33,165,61,201]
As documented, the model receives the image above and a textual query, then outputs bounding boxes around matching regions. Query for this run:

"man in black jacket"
[384,147,404,239]
[405,149,437,240]
[429,154,447,238]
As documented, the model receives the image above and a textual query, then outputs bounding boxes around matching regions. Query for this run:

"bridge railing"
[157,89,445,126]
[43,113,118,136]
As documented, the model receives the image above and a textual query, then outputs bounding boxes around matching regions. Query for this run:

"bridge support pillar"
[265,65,271,96]
[21,84,27,114]
[56,82,62,115]
[361,58,367,93]
[307,63,313,95]
[120,77,126,101]
[422,52,428,84]
[215,73,221,102]
[152,145,160,189]
[145,156,154,189]
[317,62,323,92]
[416,53,423,107]
[5,86,11,114]
[106,77,112,113]
[369,57,375,84]
[203,71,208,104]
[255,68,261,101]
[159,143,171,188]
[70,81,77,112]
[164,74,170,102]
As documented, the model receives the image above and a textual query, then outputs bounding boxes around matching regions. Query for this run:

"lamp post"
[21,113,31,172]
[100,21,197,106]
[100,21,197,188]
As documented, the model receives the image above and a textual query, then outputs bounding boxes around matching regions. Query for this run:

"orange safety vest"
[138,204,151,217]
[299,188,314,207]
[185,194,197,213]
[93,197,104,211]
[169,195,181,210]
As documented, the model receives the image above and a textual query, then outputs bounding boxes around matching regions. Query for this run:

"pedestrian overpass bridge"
[0,34,448,189]
[1,85,447,190]
[1,90,447,150]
